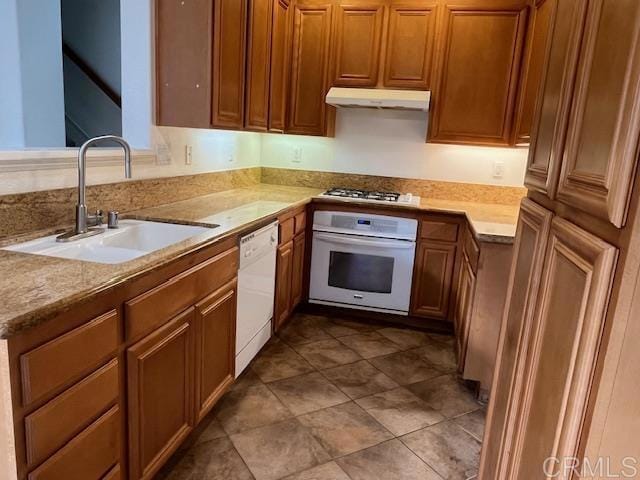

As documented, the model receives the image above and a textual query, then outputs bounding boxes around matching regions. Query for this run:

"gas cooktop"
[321,187,420,205]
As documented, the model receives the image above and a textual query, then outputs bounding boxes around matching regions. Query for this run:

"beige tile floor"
[157,313,485,480]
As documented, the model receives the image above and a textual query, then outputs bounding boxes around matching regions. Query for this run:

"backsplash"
[261,168,526,205]
[0,167,260,239]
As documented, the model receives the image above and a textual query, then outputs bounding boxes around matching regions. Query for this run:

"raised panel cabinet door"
[557,0,640,228]
[478,199,552,480]
[127,309,194,480]
[512,0,554,144]
[291,233,306,309]
[274,241,294,331]
[525,0,588,198]
[410,241,456,320]
[332,1,385,87]
[287,2,334,136]
[453,253,476,372]
[269,0,292,132]
[211,0,248,129]
[505,217,617,479]
[429,0,528,146]
[383,2,437,89]
[156,0,212,127]
[194,279,237,422]
[245,0,274,131]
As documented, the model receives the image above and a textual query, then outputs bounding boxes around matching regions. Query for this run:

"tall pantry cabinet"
[479,0,640,478]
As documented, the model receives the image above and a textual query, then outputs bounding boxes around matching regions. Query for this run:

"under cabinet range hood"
[326,87,431,111]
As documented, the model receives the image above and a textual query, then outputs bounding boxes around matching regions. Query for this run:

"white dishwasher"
[236,221,278,376]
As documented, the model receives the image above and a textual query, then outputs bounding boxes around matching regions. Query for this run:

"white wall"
[0,0,25,148]
[261,109,528,187]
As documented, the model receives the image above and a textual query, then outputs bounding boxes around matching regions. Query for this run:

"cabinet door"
[194,280,236,423]
[211,0,248,129]
[245,0,273,131]
[275,241,294,331]
[410,241,456,320]
[269,0,292,132]
[332,1,385,87]
[505,218,617,479]
[287,1,334,136]
[479,199,552,480]
[156,0,212,127]
[525,0,587,198]
[453,254,476,372]
[127,309,194,480]
[291,233,306,309]
[383,2,437,89]
[512,0,554,144]
[557,0,640,227]
[429,0,528,146]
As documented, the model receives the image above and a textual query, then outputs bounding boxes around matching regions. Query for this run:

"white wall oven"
[309,211,418,315]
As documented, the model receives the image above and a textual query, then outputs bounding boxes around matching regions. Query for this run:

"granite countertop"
[0,184,519,338]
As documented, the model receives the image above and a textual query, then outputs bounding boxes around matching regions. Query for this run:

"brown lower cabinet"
[453,251,476,372]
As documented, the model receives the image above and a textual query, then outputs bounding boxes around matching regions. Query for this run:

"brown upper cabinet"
[525,0,588,199]
[211,0,248,129]
[429,0,529,146]
[556,0,640,228]
[287,1,335,136]
[269,0,293,132]
[156,0,213,128]
[245,0,274,131]
[383,1,437,89]
[332,1,386,87]
[512,0,553,144]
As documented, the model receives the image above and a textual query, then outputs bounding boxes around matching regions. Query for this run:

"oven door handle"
[314,231,415,249]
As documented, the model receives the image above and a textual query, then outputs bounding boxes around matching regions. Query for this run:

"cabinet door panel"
[506,218,617,479]
[269,0,292,132]
[156,0,212,128]
[211,0,248,128]
[245,0,273,131]
[194,280,236,422]
[479,199,552,480]
[383,3,437,89]
[287,2,334,136]
[454,254,476,372]
[513,0,553,144]
[333,2,385,87]
[127,310,194,480]
[429,1,528,146]
[411,241,456,320]
[557,0,640,227]
[275,241,294,331]
[291,233,306,309]
[525,0,587,198]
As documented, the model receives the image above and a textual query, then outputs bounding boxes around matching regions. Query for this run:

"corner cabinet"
[428,0,529,146]
[286,1,335,136]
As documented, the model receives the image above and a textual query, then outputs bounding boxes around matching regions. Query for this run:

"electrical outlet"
[184,145,193,165]
[291,146,303,165]
[156,143,171,165]
[493,160,505,179]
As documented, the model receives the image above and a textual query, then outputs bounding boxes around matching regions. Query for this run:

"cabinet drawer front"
[28,405,120,480]
[279,217,295,244]
[420,220,459,242]
[294,211,307,235]
[20,310,119,406]
[125,247,239,341]
[463,228,480,273]
[25,359,119,468]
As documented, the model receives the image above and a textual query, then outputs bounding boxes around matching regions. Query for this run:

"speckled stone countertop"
[0,184,519,338]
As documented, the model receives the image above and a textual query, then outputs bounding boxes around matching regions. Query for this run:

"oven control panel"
[313,211,418,241]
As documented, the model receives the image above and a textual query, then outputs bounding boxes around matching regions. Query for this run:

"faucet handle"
[107,211,120,229]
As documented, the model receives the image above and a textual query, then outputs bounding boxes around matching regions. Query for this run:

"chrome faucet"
[57,135,132,242]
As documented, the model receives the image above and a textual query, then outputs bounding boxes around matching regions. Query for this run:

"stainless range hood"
[326,87,431,111]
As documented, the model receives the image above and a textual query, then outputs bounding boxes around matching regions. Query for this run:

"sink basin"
[3,220,215,264]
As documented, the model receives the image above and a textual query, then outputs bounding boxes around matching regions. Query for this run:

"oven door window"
[328,251,395,293]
